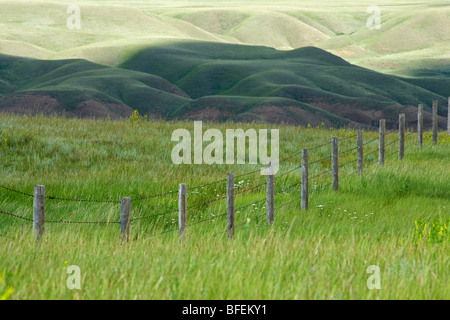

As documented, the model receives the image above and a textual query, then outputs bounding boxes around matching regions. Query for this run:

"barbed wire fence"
[1,104,448,243]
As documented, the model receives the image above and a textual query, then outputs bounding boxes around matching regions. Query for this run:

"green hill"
[0,42,448,128]
[120,42,448,128]
[0,54,190,118]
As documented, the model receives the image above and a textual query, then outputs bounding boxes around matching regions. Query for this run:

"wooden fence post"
[226,173,234,238]
[301,149,308,210]
[432,100,438,145]
[266,162,274,224]
[379,119,386,166]
[120,197,131,242]
[418,104,423,150]
[399,114,405,160]
[357,130,363,175]
[178,183,187,241]
[33,185,45,242]
[331,137,338,191]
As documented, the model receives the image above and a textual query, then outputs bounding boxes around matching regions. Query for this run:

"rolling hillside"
[0,0,448,76]
[0,42,448,128]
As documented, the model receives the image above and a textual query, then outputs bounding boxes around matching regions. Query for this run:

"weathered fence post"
[301,148,308,210]
[266,162,274,225]
[33,185,45,242]
[120,197,131,242]
[178,183,187,241]
[418,104,423,150]
[432,100,438,145]
[331,137,338,191]
[379,119,386,166]
[357,130,363,175]
[226,173,234,238]
[399,114,405,160]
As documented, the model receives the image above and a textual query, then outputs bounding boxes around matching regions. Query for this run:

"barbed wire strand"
[234,212,265,229]
[46,195,120,203]
[311,182,333,193]
[0,185,33,197]
[45,219,119,224]
[366,158,379,167]
[365,137,379,145]
[274,194,302,211]
[275,165,301,179]
[385,139,397,147]
[339,134,357,141]
[274,181,301,196]
[186,178,226,191]
[365,148,378,157]
[0,137,345,203]
[235,197,266,212]
[130,208,178,222]
[339,145,358,155]
[235,167,262,179]
[279,140,331,163]
[309,169,332,181]
[309,155,331,166]
[341,169,358,179]
[0,209,33,222]
[338,158,358,168]
[386,149,398,158]
[131,190,177,201]
[187,213,227,227]
[187,195,227,210]
[234,181,266,195]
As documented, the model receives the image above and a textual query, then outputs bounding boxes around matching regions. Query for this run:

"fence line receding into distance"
[1,100,449,243]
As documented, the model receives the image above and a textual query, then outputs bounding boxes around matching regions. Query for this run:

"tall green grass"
[0,115,448,299]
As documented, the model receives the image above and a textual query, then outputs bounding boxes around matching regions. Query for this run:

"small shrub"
[414,218,448,246]
[129,110,147,125]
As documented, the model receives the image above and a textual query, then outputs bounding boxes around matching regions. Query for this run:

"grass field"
[0,115,448,299]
